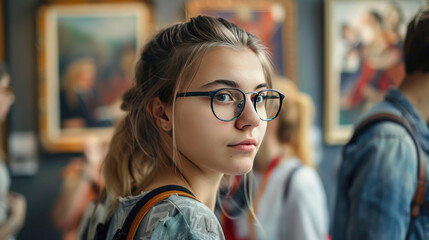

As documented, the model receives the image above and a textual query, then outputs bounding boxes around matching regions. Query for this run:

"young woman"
[95,16,284,239]
[219,78,329,240]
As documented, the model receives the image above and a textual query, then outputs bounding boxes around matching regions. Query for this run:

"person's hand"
[84,136,106,167]
[83,136,107,187]
[5,192,26,236]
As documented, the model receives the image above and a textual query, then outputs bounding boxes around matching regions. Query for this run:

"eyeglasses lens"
[212,89,281,121]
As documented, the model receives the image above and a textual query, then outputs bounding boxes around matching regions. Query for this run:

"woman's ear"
[148,97,172,132]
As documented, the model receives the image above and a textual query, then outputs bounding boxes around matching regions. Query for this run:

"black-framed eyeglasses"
[176,88,285,121]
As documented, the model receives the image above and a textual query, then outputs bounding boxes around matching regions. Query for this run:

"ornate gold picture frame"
[37,2,152,152]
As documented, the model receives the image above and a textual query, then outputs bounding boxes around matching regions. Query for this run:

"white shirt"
[234,157,329,240]
[0,160,10,225]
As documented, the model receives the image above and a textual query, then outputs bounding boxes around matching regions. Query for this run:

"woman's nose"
[235,95,260,130]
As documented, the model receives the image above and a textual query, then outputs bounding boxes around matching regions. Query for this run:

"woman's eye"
[215,93,232,102]
[255,95,265,104]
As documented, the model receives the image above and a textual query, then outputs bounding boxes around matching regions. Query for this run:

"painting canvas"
[38,3,151,152]
[324,0,421,144]
[186,0,297,82]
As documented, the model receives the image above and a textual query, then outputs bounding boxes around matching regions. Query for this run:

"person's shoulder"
[276,158,325,198]
[294,165,320,181]
[365,119,409,138]
[163,194,218,223]
[116,193,223,239]
[279,158,320,182]
[147,194,224,239]
[289,165,324,195]
[342,108,417,172]
[351,104,411,145]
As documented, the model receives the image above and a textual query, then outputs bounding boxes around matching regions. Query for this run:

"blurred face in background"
[0,74,15,122]
[75,63,96,92]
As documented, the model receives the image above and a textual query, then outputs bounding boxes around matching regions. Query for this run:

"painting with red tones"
[187,0,297,82]
[325,0,421,144]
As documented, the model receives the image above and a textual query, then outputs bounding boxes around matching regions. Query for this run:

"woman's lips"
[228,144,256,152]
[227,139,257,152]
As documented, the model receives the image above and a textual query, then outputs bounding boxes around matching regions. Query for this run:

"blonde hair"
[273,77,315,167]
[103,16,273,212]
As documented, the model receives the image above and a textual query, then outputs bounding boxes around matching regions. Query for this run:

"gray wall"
[6,0,38,133]
[6,0,342,238]
[296,0,342,223]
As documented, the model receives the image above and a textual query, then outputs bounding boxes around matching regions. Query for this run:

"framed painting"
[186,0,298,82]
[324,0,421,144]
[37,2,152,152]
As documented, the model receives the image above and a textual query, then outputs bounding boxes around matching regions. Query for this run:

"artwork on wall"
[38,2,152,152]
[186,0,298,82]
[324,0,421,144]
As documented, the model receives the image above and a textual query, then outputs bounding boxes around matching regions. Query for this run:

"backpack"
[345,112,427,240]
[93,185,197,240]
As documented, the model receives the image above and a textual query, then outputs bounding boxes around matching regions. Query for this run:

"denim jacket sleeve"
[333,122,418,240]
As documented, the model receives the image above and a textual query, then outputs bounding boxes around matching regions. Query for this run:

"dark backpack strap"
[113,185,196,240]
[90,191,109,240]
[346,112,427,239]
[282,163,302,200]
[93,218,112,240]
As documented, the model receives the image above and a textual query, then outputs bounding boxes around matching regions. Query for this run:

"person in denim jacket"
[333,10,429,240]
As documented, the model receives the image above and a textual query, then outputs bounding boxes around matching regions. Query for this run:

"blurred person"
[0,62,26,240]
[51,136,106,240]
[218,78,329,240]
[333,9,429,240]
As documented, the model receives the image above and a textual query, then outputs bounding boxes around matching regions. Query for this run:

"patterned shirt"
[106,192,225,240]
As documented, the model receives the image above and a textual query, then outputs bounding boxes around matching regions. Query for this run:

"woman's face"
[76,64,96,92]
[0,75,14,122]
[175,47,268,176]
